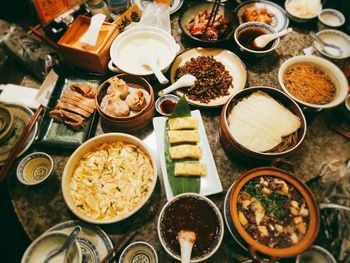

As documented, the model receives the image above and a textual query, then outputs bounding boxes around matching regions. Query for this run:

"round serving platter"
[130,0,184,14]
[45,220,113,263]
[235,0,289,32]
[169,48,247,107]
[0,104,38,165]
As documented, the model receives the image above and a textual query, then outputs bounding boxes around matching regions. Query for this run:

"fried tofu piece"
[168,130,200,144]
[174,163,207,176]
[169,145,202,160]
[168,117,198,130]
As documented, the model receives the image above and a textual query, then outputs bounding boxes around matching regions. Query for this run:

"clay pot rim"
[222,86,307,157]
[229,166,320,258]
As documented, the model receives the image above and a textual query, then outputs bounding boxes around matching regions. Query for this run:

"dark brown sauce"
[238,28,273,51]
[160,99,177,115]
[160,196,221,259]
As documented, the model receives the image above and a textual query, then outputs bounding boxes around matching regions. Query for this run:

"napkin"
[0,84,40,109]
[80,14,106,47]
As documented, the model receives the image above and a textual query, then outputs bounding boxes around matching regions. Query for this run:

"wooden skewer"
[0,105,44,181]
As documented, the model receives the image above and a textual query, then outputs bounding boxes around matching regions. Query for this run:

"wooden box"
[58,15,118,74]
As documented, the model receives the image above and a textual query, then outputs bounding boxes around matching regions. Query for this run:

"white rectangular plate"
[153,110,223,201]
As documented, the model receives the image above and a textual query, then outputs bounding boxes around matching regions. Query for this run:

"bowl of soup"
[229,166,320,261]
[234,22,279,57]
[158,193,224,262]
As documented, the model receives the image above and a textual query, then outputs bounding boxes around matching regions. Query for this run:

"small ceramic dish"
[345,94,350,112]
[318,9,345,28]
[285,0,322,23]
[234,22,280,57]
[119,241,158,263]
[314,29,350,59]
[296,245,337,263]
[17,152,53,186]
[0,105,13,143]
[21,231,81,263]
[155,94,179,116]
[179,2,237,44]
[158,193,224,262]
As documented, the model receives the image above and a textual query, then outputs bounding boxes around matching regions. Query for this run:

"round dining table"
[7,1,350,262]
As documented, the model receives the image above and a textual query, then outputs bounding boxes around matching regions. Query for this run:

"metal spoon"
[310,31,343,57]
[178,230,196,263]
[158,74,197,96]
[43,226,81,263]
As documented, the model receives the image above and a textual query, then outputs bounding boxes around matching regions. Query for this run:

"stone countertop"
[7,3,350,263]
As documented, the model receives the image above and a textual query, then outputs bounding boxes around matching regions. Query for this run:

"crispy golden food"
[169,145,202,160]
[174,163,207,176]
[168,117,198,130]
[283,63,336,105]
[185,10,230,41]
[238,176,310,248]
[70,141,153,220]
[175,56,233,104]
[242,6,274,25]
[168,130,200,143]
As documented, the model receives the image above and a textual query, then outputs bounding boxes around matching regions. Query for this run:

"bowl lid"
[229,166,320,258]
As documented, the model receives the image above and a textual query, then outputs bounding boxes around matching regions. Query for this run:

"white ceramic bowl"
[285,0,322,23]
[109,26,180,76]
[318,9,345,28]
[17,152,53,186]
[157,193,224,262]
[278,55,349,109]
[234,22,280,57]
[345,94,350,113]
[314,30,350,59]
[21,231,81,263]
[61,133,157,224]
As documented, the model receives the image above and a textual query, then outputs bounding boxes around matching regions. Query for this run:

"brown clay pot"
[229,166,320,262]
[220,86,307,166]
[95,74,155,132]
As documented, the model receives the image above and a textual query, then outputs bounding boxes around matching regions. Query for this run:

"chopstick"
[100,230,138,263]
[329,123,350,140]
[0,105,44,181]
[204,0,222,34]
[28,25,59,50]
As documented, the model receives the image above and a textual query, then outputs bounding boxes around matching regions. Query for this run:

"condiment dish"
[17,152,53,186]
[155,94,179,116]
[119,241,158,263]
[318,9,345,28]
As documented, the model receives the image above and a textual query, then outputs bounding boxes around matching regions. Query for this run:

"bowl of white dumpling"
[95,74,155,132]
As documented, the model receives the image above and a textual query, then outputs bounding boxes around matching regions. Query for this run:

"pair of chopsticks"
[0,105,44,181]
[204,0,222,33]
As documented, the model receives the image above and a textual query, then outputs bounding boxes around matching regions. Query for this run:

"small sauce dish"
[119,241,158,263]
[318,9,345,28]
[155,94,180,116]
[17,152,53,186]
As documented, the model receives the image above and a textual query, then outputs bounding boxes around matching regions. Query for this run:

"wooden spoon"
[177,230,196,263]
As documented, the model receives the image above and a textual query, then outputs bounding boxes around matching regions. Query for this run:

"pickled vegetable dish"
[237,176,310,248]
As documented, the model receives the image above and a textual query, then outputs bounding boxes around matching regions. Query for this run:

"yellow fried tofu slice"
[174,163,207,176]
[168,130,200,144]
[169,145,202,159]
[168,117,198,130]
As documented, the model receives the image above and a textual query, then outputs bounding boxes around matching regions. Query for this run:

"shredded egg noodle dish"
[69,141,154,220]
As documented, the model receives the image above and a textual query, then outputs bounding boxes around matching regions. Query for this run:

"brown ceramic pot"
[220,86,307,166]
[229,166,320,262]
[95,74,155,132]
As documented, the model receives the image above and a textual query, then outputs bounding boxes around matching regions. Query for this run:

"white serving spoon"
[139,52,169,84]
[178,230,196,263]
[158,74,197,96]
[253,28,293,49]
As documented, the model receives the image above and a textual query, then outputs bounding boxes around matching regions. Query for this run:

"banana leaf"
[164,97,200,196]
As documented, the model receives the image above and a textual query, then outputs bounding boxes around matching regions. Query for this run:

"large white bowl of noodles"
[62,133,157,224]
[278,55,348,109]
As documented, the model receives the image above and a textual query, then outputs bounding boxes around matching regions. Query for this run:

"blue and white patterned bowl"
[17,152,53,186]
[119,241,158,263]
[318,9,345,28]
[314,29,350,60]
[234,22,279,57]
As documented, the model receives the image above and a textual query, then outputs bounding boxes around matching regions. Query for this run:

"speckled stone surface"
[7,2,350,262]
